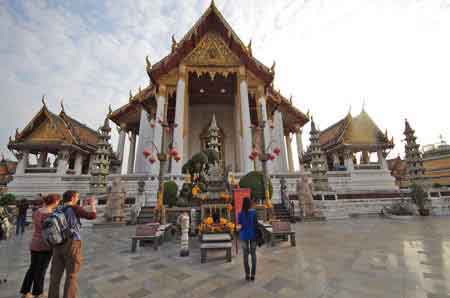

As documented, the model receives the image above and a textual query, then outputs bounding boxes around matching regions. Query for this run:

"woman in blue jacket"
[237,197,257,281]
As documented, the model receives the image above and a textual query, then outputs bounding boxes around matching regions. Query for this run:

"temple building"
[6,2,308,200]
[108,1,309,178]
[303,109,398,193]
[6,98,119,197]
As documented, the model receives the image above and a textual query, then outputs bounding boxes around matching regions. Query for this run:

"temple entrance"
[187,72,240,171]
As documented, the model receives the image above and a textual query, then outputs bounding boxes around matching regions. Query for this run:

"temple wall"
[188,104,237,171]
[328,169,398,192]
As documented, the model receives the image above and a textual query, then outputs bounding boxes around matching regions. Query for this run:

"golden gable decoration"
[183,32,241,67]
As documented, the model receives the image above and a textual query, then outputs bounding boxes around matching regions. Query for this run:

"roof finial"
[348,104,352,115]
[362,98,366,112]
[60,98,65,113]
[210,0,216,8]
[138,85,142,93]
[108,104,112,116]
[15,128,20,140]
[306,109,310,119]
[41,94,47,108]
[270,61,276,73]
[145,55,151,69]
[289,95,293,104]
[171,34,177,52]
[247,39,252,56]
[129,90,133,102]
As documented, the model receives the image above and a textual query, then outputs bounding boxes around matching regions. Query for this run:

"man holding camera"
[48,190,96,298]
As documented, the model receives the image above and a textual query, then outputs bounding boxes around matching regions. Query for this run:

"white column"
[127,132,137,174]
[116,126,126,162]
[15,150,29,174]
[152,85,167,175]
[57,150,69,175]
[135,109,155,173]
[377,150,388,169]
[344,150,354,171]
[258,91,273,174]
[274,110,288,173]
[295,129,304,172]
[239,71,253,173]
[286,134,294,173]
[171,68,186,175]
[74,153,83,175]
[332,153,340,169]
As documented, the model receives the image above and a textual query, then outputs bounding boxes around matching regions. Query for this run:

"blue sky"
[1,0,450,168]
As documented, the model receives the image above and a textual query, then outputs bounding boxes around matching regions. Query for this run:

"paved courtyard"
[1,217,450,298]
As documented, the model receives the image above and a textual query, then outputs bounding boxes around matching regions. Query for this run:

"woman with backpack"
[237,197,258,281]
[20,194,61,298]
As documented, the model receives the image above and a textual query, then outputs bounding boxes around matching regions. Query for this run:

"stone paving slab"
[2,217,450,298]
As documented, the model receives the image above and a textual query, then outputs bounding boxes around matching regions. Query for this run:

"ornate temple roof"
[8,100,100,155]
[148,1,273,84]
[109,1,309,132]
[318,110,393,152]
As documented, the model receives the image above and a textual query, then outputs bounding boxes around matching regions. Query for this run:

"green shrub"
[239,171,273,201]
[163,181,178,207]
[0,193,16,206]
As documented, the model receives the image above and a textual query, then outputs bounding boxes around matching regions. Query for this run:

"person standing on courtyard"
[20,194,61,298]
[237,197,257,281]
[48,191,96,298]
[16,198,29,236]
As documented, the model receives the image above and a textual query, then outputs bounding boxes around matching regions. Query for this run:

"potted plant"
[410,183,430,216]
[163,181,178,208]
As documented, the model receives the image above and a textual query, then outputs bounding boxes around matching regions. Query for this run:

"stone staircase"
[273,203,294,222]
[136,206,156,224]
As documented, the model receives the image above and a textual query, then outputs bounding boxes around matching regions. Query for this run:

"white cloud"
[1,0,449,173]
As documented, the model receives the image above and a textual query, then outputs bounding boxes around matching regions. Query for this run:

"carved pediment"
[183,32,241,67]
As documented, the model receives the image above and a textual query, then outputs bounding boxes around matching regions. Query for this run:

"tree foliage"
[0,193,16,206]
[239,171,273,201]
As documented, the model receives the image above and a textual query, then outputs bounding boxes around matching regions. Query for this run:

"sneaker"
[245,276,250,281]
[250,276,255,281]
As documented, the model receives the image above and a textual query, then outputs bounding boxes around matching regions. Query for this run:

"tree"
[163,181,178,208]
[0,193,16,206]
[239,171,273,202]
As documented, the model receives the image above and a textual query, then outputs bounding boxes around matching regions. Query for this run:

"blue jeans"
[241,240,257,277]
[16,215,26,235]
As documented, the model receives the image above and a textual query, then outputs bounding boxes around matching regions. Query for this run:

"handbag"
[253,213,265,247]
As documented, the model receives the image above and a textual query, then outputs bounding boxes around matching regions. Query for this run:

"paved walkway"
[1,217,450,298]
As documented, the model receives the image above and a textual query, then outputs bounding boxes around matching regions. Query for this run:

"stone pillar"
[239,67,253,173]
[377,150,388,169]
[332,153,340,170]
[274,110,288,173]
[295,128,304,172]
[135,109,154,173]
[74,153,83,175]
[171,66,186,175]
[15,150,29,174]
[37,152,47,167]
[116,125,126,162]
[57,150,69,175]
[344,150,354,171]
[88,154,95,174]
[258,88,272,174]
[152,85,167,175]
[127,132,137,174]
[285,134,294,173]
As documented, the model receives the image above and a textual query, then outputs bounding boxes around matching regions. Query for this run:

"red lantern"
[143,148,151,158]
[174,155,181,162]
[273,147,281,156]
[251,149,259,157]
[269,153,276,160]
[248,154,255,161]
[169,148,178,156]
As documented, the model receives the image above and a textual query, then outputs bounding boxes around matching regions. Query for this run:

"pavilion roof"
[147,1,274,85]
[8,101,100,154]
[318,110,393,151]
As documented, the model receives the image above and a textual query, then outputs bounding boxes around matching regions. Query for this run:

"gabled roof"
[148,1,274,85]
[8,102,100,154]
[318,110,393,150]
